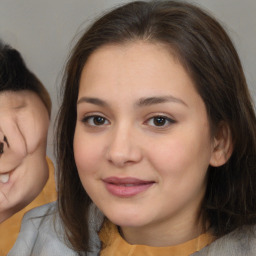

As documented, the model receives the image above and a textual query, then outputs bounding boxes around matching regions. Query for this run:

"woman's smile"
[103,176,156,197]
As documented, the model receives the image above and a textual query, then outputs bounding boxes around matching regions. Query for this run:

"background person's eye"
[82,115,109,126]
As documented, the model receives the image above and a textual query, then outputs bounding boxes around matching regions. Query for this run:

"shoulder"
[8,202,75,255]
[8,202,102,256]
[194,226,256,256]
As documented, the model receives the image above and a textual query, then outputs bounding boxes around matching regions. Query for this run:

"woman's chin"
[105,211,150,228]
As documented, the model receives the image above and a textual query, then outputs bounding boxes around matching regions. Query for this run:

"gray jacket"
[8,202,256,256]
[8,202,103,256]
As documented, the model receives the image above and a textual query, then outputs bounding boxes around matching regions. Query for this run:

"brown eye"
[82,115,110,126]
[93,116,106,125]
[146,115,176,128]
[153,116,167,126]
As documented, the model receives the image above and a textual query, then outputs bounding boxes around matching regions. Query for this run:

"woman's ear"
[210,122,233,167]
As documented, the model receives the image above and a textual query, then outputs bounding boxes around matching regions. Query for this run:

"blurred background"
[0,0,255,161]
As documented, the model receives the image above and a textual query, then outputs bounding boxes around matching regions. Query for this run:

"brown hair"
[0,41,51,116]
[56,1,256,253]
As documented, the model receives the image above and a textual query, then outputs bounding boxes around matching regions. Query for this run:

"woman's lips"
[103,177,155,197]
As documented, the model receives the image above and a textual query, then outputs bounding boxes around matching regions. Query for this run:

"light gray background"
[0,0,255,161]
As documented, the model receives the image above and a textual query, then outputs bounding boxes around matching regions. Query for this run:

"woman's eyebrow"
[136,96,188,107]
[77,95,188,108]
[77,97,108,107]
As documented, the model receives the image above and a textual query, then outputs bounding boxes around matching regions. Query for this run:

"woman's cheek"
[74,135,100,175]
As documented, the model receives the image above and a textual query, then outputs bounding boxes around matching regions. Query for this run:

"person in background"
[9,1,256,255]
[0,41,56,255]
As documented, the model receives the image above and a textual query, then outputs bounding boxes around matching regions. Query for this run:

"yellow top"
[0,157,57,255]
[99,220,215,256]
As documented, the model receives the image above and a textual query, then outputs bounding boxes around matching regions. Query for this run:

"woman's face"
[74,42,217,245]
[0,90,49,222]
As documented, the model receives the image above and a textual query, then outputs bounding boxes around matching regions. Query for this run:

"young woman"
[9,1,256,255]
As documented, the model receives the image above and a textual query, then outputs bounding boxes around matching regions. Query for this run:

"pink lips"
[103,177,155,197]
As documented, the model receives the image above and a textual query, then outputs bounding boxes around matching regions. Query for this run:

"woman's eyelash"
[146,115,176,127]
[82,115,110,126]
[81,114,175,128]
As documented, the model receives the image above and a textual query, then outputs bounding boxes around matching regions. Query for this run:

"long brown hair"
[56,1,256,253]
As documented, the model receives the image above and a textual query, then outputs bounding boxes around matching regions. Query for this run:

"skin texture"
[0,90,49,222]
[74,42,227,247]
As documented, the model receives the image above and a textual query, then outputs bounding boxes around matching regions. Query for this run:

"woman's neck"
[119,213,204,247]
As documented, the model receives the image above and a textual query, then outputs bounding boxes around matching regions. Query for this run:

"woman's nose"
[106,125,143,167]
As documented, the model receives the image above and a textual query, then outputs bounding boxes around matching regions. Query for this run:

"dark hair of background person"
[0,41,51,116]
[56,0,256,253]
